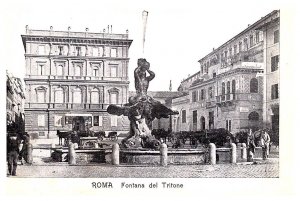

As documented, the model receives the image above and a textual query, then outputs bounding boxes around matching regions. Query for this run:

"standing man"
[7,133,20,176]
[246,129,256,162]
[261,130,271,160]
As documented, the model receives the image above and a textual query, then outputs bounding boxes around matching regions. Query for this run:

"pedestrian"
[7,133,20,176]
[246,129,256,162]
[261,130,271,160]
[19,133,30,163]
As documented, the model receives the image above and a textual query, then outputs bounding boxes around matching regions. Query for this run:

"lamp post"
[46,108,50,139]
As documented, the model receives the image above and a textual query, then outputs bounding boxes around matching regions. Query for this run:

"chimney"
[85,27,89,32]
[68,26,71,31]
[50,26,53,31]
[169,80,172,91]
[111,25,112,33]
[25,25,29,33]
[107,25,110,33]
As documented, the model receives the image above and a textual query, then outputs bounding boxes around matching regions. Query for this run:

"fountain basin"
[120,148,207,165]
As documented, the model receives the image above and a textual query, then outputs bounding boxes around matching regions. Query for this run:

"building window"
[271,55,279,72]
[192,91,197,102]
[232,80,236,99]
[76,47,81,56]
[256,31,260,43]
[182,110,186,123]
[221,82,225,100]
[208,87,213,99]
[243,38,248,51]
[38,45,45,55]
[38,115,45,127]
[110,65,118,77]
[93,67,99,77]
[209,112,214,129]
[239,42,242,52]
[37,90,46,103]
[93,47,99,57]
[213,72,216,78]
[248,111,259,121]
[110,48,117,57]
[250,78,258,93]
[274,30,279,44]
[200,89,206,100]
[226,81,230,94]
[110,93,118,104]
[111,116,117,127]
[73,88,82,103]
[55,88,64,103]
[271,84,279,99]
[38,64,45,75]
[93,116,99,126]
[54,115,63,127]
[201,65,204,74]
[56,65,63,76]
[226,120,232,132]
[74,65,81,76]
[233,45,237,55]
[192,110,197,124]
[200,116,205,130]
[250,35,254,47]
[91,88,100,104]
[58,46,64,55]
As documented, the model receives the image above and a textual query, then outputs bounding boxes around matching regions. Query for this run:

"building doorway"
[192,110,197,131]
[200,116,205,130]
[209,112,214,129]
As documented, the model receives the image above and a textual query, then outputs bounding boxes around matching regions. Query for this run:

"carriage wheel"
[98,136,104,141]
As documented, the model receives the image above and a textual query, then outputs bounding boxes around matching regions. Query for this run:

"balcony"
[25,75,128,82]
[216,93,262,107]
[25,103,124,110]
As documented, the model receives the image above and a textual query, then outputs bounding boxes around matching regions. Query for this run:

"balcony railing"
[25,103,124,110]
[25,75,128,81]
[216,93,262,106]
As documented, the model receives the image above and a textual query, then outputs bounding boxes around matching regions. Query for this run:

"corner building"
[172,10,279,134]
[22,27,132,138]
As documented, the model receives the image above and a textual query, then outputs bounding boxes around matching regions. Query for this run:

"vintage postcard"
[1,0,298,200]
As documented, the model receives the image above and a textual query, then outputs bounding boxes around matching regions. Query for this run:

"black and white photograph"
[1,0,298,200]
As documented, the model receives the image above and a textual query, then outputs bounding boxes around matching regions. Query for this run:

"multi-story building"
[172,10,279,134]
[257,12,280,134]
[7,71,26,133]
[22,26,132,138]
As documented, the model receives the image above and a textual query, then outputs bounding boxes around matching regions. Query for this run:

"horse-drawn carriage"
[57,130,118,147]
[153,128,235,149]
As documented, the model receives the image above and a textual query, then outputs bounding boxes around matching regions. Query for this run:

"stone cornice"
[22,35,133,47]
[24,78,130,85]
[24,54,131,61]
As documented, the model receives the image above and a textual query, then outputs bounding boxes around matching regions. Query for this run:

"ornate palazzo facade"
[22,27,132,138]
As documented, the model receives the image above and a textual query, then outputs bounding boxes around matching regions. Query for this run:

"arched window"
[56,65,63,76]
[90,88,100,104]
[232,80,236,99]
[227,81,231,94]
[200,116,205,130]
[222,82,225,95]
[73,88,82,103]
[55,88,64,103]
[248,111,259,121]
[250,78,258,93]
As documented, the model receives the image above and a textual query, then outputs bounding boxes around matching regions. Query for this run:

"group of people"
[246,129,271,161]
[7,132,30,176]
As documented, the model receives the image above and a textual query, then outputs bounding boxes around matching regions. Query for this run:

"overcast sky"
[0,0,288,91]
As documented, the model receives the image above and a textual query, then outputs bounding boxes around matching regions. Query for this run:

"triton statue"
[107,58,178,149]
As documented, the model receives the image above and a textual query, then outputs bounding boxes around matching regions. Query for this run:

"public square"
[8,137,279,178]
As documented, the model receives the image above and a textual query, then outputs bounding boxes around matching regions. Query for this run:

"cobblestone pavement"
[9,158,278,178]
